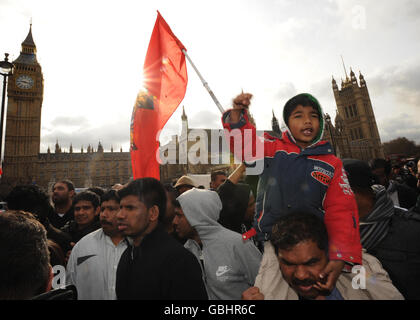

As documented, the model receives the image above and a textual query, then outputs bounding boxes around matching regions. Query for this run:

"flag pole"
[182,49,225,114]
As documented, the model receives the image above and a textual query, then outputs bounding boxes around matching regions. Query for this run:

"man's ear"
[69,190,75,199]
[149,205,159,222]
[94,206,101,216]
[45,265,53,292]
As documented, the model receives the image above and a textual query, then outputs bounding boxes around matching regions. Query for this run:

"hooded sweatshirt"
[178,188,262,300]
[221,94,362,265]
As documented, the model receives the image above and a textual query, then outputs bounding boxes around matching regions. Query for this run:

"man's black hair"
[164,184,180,199]
[87,187,106,198]
[0,210,50,299]
[343,159,376,192]
[172,199,181,209]
[369,158,392,176]
[270,212,328,254]
[117,178,167,222]
[6,185,54,225]
[52,180,75,192]
[100,189,120,204]
[73,191,100,209]
[283,93,321,126]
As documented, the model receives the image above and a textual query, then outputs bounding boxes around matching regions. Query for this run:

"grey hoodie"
[178,188,262,300]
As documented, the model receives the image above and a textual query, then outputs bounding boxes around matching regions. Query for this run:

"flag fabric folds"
[130,11,187,180]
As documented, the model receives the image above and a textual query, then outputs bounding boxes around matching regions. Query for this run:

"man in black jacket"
[115,178,208,300]
[344,159,420,299]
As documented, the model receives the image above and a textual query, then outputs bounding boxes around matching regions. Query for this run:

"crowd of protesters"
[1,92,419,300]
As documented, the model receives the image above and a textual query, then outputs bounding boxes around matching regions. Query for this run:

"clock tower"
[3,24,43,185]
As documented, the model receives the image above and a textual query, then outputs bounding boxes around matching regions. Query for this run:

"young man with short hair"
[66,190,127,300]
[115,178,207,300]
[173,188,262,300]
[62,191,101,244]
[222,92,362,292]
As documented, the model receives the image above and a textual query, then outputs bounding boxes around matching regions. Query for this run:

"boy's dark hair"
[5,185,54,225]
[283,93,321,126]
[211,170,227,181]
[100,189,120,204]
[117,178,167,222]
[270,212,328,254]
[52,180,75,192]
[73,191,100,209]
[369,158,392,176]
[0,210,50,299]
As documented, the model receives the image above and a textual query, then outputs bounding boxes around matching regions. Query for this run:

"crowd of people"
[1,92,419,300]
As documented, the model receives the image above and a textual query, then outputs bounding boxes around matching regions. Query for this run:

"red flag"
[130,11,187,180]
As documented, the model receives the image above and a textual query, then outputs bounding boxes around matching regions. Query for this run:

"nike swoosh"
[77,254,97,266]
[216,269,231,277]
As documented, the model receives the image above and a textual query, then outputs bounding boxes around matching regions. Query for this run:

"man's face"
[371,167,389,188]
[52,182,74,205]
[277,240,328,300]
[173,206,195,240]
[210,174,227,190]
[74,200,99,228]
[100,199,120,237]
[117,195,155,240]
[287,105,320,149]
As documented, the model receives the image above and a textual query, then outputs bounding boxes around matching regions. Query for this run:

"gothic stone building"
[323,68,384,161]
[0,26,132,196]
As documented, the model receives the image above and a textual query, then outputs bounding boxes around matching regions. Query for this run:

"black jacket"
[48,207,74,230]
[217,179,251,234]
[369,207,420,299]
[61,219,101,244]
[116,225,208,300]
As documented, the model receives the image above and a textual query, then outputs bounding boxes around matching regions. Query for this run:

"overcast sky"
[1,0,419,153]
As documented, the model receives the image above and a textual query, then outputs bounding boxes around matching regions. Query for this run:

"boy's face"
[288,105,320,149]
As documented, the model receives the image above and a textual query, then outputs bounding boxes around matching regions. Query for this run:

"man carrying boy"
[222,92,362,293]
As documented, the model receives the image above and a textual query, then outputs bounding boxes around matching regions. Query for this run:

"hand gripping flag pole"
[182,49,225,115]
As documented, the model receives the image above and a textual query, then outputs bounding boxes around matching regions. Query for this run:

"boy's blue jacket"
[221,102,362,265]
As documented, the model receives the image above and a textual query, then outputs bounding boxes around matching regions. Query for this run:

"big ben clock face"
[16,75,34,89]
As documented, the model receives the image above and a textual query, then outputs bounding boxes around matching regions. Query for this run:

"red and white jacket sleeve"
[323,159,362,265]
[221,109,264,162]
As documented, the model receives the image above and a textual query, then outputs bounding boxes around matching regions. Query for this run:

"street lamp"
[324,113,336,156]
[0,53,14,173]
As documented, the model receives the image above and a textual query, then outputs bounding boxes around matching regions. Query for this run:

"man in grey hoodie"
[173,188,262,300]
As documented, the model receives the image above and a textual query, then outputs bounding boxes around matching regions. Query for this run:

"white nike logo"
[216,266,231,277]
